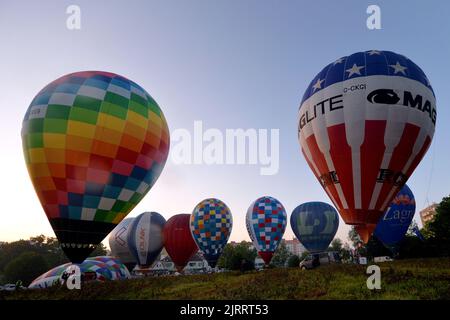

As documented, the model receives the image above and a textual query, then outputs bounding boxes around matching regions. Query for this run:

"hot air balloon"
[21,71,170,263]
[190,198,233,268]
[163,214,198,272]
[291,202,339,253]
[298,50,436,243]
[108,217,137,271]
[28,256,130,289]
[246,196,287,265]
[373,184,415,251]
[128,212,166,268]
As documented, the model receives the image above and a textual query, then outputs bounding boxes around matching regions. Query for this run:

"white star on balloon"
[333,58,344,65]
[346,64,364,77]
[312,78,324,91]
[367,50,381,55]
[389,61,407,75]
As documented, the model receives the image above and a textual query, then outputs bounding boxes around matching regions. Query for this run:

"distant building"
[184,254,210,273]
[151,255,175,272]
[150,253,210,274]
[283,238,307,256]
[420,203,438,226]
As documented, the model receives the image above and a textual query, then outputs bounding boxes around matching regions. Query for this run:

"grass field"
[2,258,450,300]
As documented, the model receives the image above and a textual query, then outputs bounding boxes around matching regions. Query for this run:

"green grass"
[2,258,450,300]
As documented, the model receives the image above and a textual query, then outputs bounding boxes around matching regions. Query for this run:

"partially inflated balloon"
[291,202,339,253]
[128,212,166,267]
[374,184,415,249]
[21,71,170,263]
[108,217,137,271]
[163,214,198,272]
[28,256,130,289]
[298,51,435,243]
[190,198,233,268]
[246,196,287,265]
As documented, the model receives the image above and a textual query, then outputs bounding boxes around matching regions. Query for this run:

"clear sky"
[0,0,449,247]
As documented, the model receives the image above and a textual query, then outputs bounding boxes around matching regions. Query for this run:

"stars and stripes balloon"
[298,50,436,243]
[163,214,198,272]
[128,211,166,268]
[373,184,416,250]
[21,71,170,263]
[190,198,233,268]
[291,202,339,253]
[246,196,287,265]
[108,217,137,272]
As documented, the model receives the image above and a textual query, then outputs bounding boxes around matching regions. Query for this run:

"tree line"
[0,235,107,286]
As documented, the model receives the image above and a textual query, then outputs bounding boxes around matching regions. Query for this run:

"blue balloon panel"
[291,202,339,253]
[374,185,416,248]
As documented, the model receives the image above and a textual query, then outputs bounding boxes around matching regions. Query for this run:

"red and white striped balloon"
[298,50,436,242]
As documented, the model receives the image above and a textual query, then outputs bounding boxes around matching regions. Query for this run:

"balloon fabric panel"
[128,212,166,267]
[21,71,170,263]
[28,256,130,289]
[374,184,416,248]
[190,198,233,267]
[298,50,435,242]
[246,196,287,252]
[290,202,339,253]
[163,214,198,271]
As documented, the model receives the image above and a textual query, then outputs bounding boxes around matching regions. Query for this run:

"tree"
[426,196,450,240]
[406,219,420,236]
[366,235,391,259]
[328,238,343,252]
[348,226,362,248]
[396,235,436,259]
[341,243,352,262]
[300,251,309,260]
[422,195,450,256]
[287,255,300,268]
[90,243,108,257]
[0,235,108,278]
[217,242,257,270]
[270,242,291,267]
[3,251,49,286]
[327,238,354,262]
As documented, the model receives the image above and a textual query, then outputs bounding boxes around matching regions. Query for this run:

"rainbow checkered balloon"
[246,196,287,265]
[21,71,170,263]
[190,198,233,268]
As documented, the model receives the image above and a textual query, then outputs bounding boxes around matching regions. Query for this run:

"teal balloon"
[291,202,339,253]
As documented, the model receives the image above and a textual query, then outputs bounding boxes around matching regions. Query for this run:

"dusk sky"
[1,0,449,247]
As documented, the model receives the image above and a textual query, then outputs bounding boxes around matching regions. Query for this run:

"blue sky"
[0,0,449,246]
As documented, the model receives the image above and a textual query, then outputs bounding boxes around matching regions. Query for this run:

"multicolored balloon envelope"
[246,196,287,265]
[163,214,198,271]
[373,184,416,250]
[291,202,339,253]
[108,217,137,271]
[297,50,436,243]
[190,198,233,268]
[28,256,130,289]
[21,71,170,263]
[128,212,166,268]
